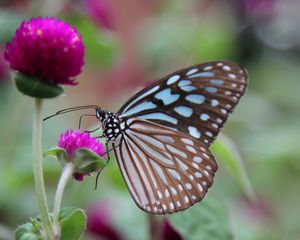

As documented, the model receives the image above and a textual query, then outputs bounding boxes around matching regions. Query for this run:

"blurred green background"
[0,0,300,239]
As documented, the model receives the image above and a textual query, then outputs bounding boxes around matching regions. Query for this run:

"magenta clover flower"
[58,129,105,181]
[5,17,85,88]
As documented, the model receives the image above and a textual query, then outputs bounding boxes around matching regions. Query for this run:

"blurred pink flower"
[238,0,276,18]
[242,195,274,222]
[58,129,105,181]
[161,219,183,240]
[86,202,123,240]
[5,17,85,85]
[0,49,9,82]
[84,0,115,30]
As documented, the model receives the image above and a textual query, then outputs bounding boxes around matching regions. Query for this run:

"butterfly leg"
[78,113,96,129]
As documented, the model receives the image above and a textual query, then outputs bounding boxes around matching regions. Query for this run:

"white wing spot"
[185,183,192,190]
[184,196,189,203]
[197,183,203,192]
[221,109,227,114]
[192,195,197,200]
[186,68,198,76]
[225,104,232,109]
[204,170,209,176]
[171,187,177,196]
[206,165,212,170]
[202,181,207,186]
[162,204,167,210]
[216,118,223,124]
[177,201,181,207]
[225,91,232,95]
[157,191,163,199]
[228,73,236,79]
[223,65,231,71]
[188,126,201,138]
[178,184,183,192]
[205,131,213,137]
[170,202,175,210]
[212,123,218,129]
[167,75,180,85]
[217,62,223,67]
[186,145,196,154]
[204,65,213,70]
[165,189,170,198]
[200,113,209,121]
[195,172,202,178]
[189,174,194,181]
[211,99,219,107]
[192,162,199,169]
[203,153,209,159]
[181,138,194,145]
[193,156,202,163]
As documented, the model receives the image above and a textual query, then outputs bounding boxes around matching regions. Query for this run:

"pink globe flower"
[5,17,85,85]
[58,129,105,181]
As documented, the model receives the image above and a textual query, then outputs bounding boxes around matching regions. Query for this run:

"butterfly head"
[95,108,108,123]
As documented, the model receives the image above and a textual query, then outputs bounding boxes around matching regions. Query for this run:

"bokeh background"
[0,0,300,239]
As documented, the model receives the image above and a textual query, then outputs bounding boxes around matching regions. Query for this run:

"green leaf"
[59,207,86,240]
[169,197,231,240]
[14,72,63,99]
[15,222,41,240]
[211,135,255,200]
[73,148,106,174]
[43,147,68,167]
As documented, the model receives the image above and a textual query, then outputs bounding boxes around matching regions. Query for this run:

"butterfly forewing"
[113,118,217,214]
[118,61,248,146]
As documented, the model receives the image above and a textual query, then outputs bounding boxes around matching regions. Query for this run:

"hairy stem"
[32,98,53,239]
[53,162,74,238]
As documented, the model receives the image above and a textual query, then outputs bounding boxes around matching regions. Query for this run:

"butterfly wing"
[118,61,248,146]
[113,118,217,214]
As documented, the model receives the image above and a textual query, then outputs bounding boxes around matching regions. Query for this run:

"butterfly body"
[96,109,123,142]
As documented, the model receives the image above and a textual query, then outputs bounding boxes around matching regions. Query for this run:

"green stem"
[32,98,53,239]
[53,163,74,238]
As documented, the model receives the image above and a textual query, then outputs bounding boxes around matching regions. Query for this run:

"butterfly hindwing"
[118,61,248,146]
[113,118,217,214]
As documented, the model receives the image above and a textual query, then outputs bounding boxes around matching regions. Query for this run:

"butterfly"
[47,61,248,214]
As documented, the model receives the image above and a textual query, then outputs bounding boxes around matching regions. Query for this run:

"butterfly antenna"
[94,171,102,190]
[43,105,100,121]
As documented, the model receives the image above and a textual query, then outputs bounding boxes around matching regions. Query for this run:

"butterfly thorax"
[96,108,124,142]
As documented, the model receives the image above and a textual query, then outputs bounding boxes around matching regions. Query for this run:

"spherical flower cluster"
[5,17,84,85]
[58,129,105,181]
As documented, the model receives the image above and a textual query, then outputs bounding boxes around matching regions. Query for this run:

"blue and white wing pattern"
[113,118,217,214]
[110,60,248,214]
[118,61,248,146]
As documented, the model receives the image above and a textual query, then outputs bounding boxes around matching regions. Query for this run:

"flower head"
[5,17,84,85]
[58,129,105,181]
